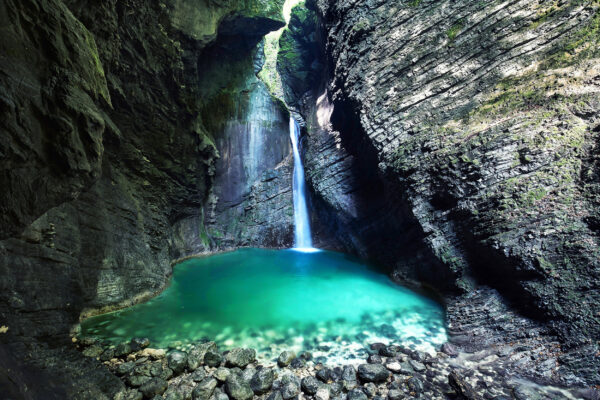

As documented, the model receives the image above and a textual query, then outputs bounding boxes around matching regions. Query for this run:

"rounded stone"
[250,368,276,394]
[367,354,382,364]
[277,351,295,367]
[130,337,151,352]
[225,373,254,400]
[347,389,368,400]
[192,377,218,400]
[387,389,403,400]
[139,377,168,398]
[225,348,255,368]
[115,342,133,358]
[301,376,320,395]
[167,350,188,375]
[279,373,301,400]
[204,350,223,367]
[357,364,390,383]
[214,367,231,382]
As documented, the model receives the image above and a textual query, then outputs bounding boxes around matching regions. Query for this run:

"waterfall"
[289,116,315,250]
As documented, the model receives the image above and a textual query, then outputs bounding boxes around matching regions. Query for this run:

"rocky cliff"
[280,0,600,387]
[0,0,290,397]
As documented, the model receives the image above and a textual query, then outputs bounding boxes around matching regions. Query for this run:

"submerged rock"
[441,343,459,358]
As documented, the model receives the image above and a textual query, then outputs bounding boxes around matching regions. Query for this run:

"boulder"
[341,365,357,390]
[301,376,320,395]
[115,342,133,358]
[387,389,403,400]
[100,348,116,362]
[192,369,207,382]
[189,342,217,368]
[214,367,231,382]
[279,373,301,400]
[82,344,104,358]
[367,355,382,364]
[277,351,295,367]
[116,362,135,376]
[347,389,368,400]
[225,373,254,400]
[205,350,223,367]
[267,391,283,400]
[250,368,276,394]
[357,364,390,383]
[408,360,425,373]
[315,384,330,400]
[225,348,256,368]
[363,383,377,398]
[192,377,218,400]
[167,351,189,375]
[139,378,168,398]
[130,337,151,352]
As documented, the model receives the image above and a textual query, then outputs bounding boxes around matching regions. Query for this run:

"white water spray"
[289,117,316,251]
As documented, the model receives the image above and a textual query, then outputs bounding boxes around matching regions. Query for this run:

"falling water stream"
[79,85,448,367]
[289,117,315,250]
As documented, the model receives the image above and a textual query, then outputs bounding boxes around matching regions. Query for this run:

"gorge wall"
[2,0,600,397]
[0,0,294,397]
[278,0,600,387]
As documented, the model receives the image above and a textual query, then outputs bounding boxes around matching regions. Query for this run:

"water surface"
[81,249,446,363]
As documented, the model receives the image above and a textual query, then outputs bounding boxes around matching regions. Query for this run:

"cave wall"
[279,0,600,384]
[0,0,289,396]
[195,42,294,251]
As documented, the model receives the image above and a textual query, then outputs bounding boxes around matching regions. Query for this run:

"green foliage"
[446,21,463,41]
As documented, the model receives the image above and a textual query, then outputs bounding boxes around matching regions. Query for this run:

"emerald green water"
[81,249,446,363]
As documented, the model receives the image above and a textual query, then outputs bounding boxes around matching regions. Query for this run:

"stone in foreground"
[357,364,390,383]
[225,348,256,368]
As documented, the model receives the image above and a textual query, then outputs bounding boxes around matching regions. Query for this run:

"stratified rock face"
[0,0,287,397]
[278,2,323,110]
[290,0,600,384]
[197,44,294,250]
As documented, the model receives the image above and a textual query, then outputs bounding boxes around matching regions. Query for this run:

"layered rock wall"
[0,0,290,396]
[282,0,600,385]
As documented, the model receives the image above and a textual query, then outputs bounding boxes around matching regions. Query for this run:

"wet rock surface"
[279,0,600,390]
[70,333,599,400]
[0,0,289,397]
